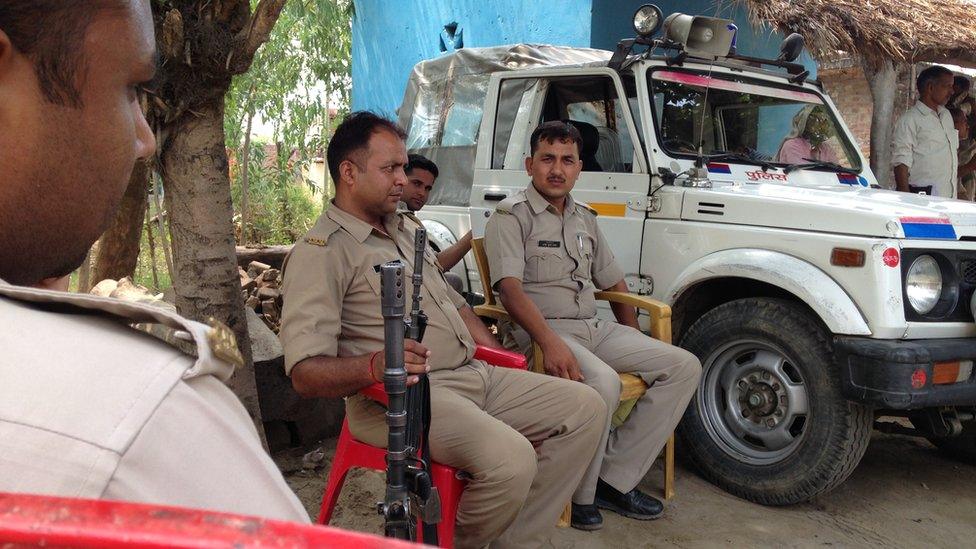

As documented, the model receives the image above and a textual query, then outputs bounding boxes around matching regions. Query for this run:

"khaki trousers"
[347,361,605,549]
[511,318,701,503]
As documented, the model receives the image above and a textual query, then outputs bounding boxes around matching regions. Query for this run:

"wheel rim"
[698,340,810,464]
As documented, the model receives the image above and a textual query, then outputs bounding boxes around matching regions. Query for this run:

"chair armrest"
[619,373,648,400]
[474,345,528,370]
[594,291,673,344]
[594,291,671,317]
[360,344,528,404]
[473,303,511,322]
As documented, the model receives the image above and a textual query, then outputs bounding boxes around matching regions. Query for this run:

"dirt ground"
[276,432,975,548]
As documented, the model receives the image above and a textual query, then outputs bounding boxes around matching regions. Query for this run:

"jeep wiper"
[706,151,777,172]
[783,159,860,176]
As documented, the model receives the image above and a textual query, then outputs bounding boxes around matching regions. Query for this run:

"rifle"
[378,261,411,540]
[378,228,440,544]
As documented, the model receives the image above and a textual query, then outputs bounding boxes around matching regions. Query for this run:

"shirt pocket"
[524,244,566,283]
[363,267,383,296]
[577,234,595,276]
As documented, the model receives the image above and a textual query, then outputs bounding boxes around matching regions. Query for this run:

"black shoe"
[570,503,603,531]
[594,478,664,520]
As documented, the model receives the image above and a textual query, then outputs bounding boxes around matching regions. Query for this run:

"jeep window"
[492,77,541,169]
[537,75,639,173]
[405,74,491,207]
[649,69,862,171]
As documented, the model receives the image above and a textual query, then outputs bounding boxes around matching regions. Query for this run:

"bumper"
[834,336,976,409]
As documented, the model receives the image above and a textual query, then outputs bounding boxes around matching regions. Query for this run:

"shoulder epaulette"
[400,210,424,228]
[576,200,599,216]
[496,191,528,214]
[303,216,341,247]
[0,283,241,380]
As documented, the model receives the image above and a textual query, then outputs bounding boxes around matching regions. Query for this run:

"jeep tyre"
[678,298,873,505]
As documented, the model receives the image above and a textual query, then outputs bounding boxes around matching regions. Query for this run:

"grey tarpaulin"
[397,44,611,207]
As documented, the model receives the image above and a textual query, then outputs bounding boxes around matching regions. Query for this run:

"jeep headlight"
[906,255,942,314]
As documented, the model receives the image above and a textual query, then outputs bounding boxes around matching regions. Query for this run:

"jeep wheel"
[678,298,873,505]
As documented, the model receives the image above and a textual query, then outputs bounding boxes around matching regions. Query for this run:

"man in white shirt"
[893,65,959,198]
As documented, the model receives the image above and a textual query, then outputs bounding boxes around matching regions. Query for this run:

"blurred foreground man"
[280,112,605,548]
[0,0,307,521]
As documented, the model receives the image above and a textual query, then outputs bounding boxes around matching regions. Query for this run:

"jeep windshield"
[648,68,863,174]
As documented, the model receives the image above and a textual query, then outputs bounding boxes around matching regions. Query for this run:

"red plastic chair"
[0,491,417,548]
[317,345,528,548]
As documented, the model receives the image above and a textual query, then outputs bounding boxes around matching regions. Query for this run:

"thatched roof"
[738,0,976,67]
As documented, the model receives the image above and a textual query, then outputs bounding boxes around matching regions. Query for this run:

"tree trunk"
[862,57,899,189]
[150,171,175,280]
[241,111,254,245]
[161,99,263,441]
[92,161,150,284]
[144,203,160,290]
[76,247,93,293]
[323,93,332,207]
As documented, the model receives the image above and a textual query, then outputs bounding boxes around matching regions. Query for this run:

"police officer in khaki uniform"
[400,153,471,293]
[484,121,701,531]
[0,0,308,522]
[280,112,605,548]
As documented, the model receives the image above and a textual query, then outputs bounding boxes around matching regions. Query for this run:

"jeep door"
[472,68,651,280]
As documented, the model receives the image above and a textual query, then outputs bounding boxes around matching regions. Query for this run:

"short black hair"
[327,111,407,184]
[917,65,953,95]
[955,75,971,91]
[405,153,439,179]
[0,1,124,108]
[529,121,583,156]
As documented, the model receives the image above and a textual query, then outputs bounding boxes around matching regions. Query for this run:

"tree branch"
[228,0,286,75]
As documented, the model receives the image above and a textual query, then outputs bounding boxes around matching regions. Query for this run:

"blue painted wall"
[352,0,592,114]
[353,0,819,133]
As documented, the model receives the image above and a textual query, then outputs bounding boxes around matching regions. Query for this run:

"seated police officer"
[484,121,701,530]
[280,112,605,548]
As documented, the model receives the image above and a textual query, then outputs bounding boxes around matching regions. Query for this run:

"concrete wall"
[352,0,591,114]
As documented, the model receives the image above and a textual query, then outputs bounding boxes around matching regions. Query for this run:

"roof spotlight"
[633,4,664,37]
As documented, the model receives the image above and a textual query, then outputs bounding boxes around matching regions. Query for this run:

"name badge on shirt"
[538,240,561,248]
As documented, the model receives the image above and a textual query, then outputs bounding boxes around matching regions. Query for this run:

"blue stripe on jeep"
[901,223,957,239]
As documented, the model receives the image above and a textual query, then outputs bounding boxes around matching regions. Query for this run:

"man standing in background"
[893,65,959,198]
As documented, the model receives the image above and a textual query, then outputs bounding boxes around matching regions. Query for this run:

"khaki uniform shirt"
[484,184,623,319]
[0,281,308,522]
[280,204,474,376]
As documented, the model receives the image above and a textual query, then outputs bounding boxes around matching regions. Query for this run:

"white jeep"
[397,7,976,504]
